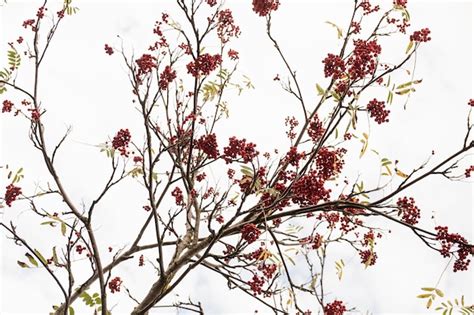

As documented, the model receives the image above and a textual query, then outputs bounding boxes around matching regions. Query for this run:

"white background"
[1,0,473,314]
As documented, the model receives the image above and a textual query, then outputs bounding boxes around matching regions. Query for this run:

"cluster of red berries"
[258,263,277,279]
[171,187,184,206]
[367,99,390,124]
[108,277,123,294]
[284,146,305,167]
[410,28,431,42]
[347,39,381,80]
[158,65,177,90]
[22,19,36,30]
[248,274,265,295]
[104,44,114,55]
[205,0,217,6]
[252,0,280,16]
[360,0,379,15]
[196,133,219,159]
[315,147,346,180]
[291,170,330,206]
[112,129,131,156]
[285,116,299,140]
[186,53,222,77]
[223,137,259,164]
[394,0,408,7]
[311,233,323,249]
[396,197,420,225]
[36,6,47,19]
[435,226,472,272]
[351,22,361,34]
[359,250,377,266]
[308,115,325,142]
[241,224,261,243]
[217,9,241,43]
[324,300,347,315]
[136,54,157,77]
[468,99,474,106]
[4,184,22,207]
[2,100,14,113]
[228,49,239,60]
[465,165,474,177]
[323,54,346,79]
[75,245,86,255]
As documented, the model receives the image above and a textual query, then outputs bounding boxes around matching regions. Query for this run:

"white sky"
[0,0,473,314]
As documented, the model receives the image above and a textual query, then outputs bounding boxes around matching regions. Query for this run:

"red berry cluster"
[308,115,325,142]
[196,133,219,159]
[396,197,420,225]
[108,277,123,293]
[410,28,431,42]
[367,98,390,124]
[468,99,474,107]
[324,300,347,315]
[285,116,299,140]
[217,9,241,43]
[75,245,86,255]
[133,156,143,163]
[241,224,261,243]
[347,39,381,80]
[112,129,131,156]
[258,263,277,279]
[465,165,474,177]
[135,54,157,77]
[311,233,323,249]
[228,49,239,60]
[248,274,265,295]
[351,22,361,34]
[394,0,408,8]
[158,65,177,90]
[252,0,280,16]
[205,0,217,6]
[323,54,346,79]
[435,226,472,272]
[360,0,379,15]
[284,147,305,167]
[4,184,22,207]
[315,147,346,180]
[36,6,47,19]
[223,137,258,163]
[104,44,114,55]
[186,53,222,77]
[291,170,330,206]
[171,187,185,206]
[2,100,14,113]
[22,19,36,30]
[359,250,377,266]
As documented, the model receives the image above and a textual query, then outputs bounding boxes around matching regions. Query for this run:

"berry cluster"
[410,28,431,42]
[323,54,346,79]
[196,133,219,159]
[2,100,14,113]
[104,44,114,55]
[248,274,265,295]
[315,147,346,180]
[291,170,330,206]
[217,9,241,43]
[171,187,185,206]
[435,226,472,272]
[284,146,305,167]
[4,184,22,207]
[241,224,261,243]
[367,99,390,124]
[396,197,420,225]
[258,263,277,279]
[351,22,361,34]
[228,49,239,60]
[252,0,280,16]
[112,129,131,156]
[186,53,222,77]
[468,99,474,107]
[75,245,86,255]
[394,0,408,8]
[205,0,217,6]
[360,0,379,15]
[22,19,36,31]
[359,250,377,266]
[158,65,177,90]
[347,39,381,80]
[135,54,157,78]
[223,137,258,163]
[465,165,474,178]
[108,277,123,294]
[308,115,325,142]
[324,300,347,315]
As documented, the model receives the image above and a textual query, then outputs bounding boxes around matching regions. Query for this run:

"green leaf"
[52,247,59,265]
[316,83,325,96]
[325,21,343,39]
[406,41,414,54]
[34,249,47,265]
[417,293,433,299]
[25,253,38,267]
[435,288,444,297]
[68,306,75,315]
[17,260,29,268]
[61,222,67,236]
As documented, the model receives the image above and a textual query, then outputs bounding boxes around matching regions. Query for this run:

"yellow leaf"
[435,288,444,297]
[396,169,408,178]
[426,298,433,309]
[417,293,433,299]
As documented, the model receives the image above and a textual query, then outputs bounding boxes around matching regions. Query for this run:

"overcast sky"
[1,0,473,314]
